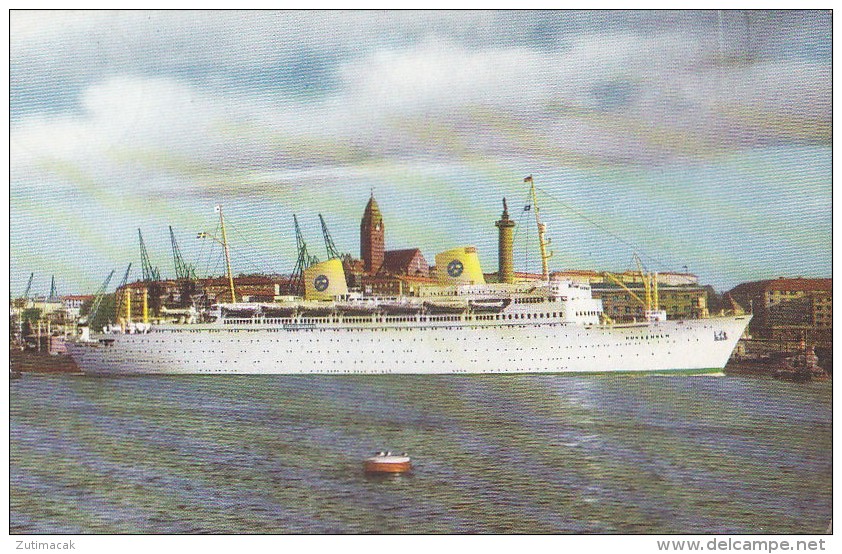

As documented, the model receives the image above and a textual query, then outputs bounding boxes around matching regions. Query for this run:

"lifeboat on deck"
[363,451,412,474]
[261,305,297,318]
[380,300,423,315]
[297,304,334,317]
[468,298,511,313]
[335,301,379,316]
[422,300,468,314]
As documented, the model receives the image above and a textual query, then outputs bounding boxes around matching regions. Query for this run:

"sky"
[9,10,832,295]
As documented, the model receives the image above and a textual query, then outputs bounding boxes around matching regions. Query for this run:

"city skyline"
[10,11,831,294]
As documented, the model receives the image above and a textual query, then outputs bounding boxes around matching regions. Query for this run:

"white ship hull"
[66,314,750,376]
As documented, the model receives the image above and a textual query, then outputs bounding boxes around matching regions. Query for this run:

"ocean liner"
[66,178,750,375]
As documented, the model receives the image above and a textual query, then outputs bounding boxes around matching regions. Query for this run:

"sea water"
[9,373,832,534]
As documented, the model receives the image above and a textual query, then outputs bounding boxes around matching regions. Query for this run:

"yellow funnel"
[435,247,486,285]
[304,259,349,300]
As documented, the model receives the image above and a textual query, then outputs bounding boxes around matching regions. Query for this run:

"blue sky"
[9,10,831,295]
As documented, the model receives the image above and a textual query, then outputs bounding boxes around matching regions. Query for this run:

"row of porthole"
[98,351,679,368]
[111,335,701,352]
[137,330,605,348]
[120,338,682,356]
[124,342,681,355]
[111,343,681,362]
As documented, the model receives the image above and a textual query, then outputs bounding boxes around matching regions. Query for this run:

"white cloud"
[11,29,831,199]
[339,40,543,113]
[8,12,832,291]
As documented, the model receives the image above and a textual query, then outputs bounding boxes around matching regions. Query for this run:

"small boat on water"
[363,451,412,474]
[774,344,829,382]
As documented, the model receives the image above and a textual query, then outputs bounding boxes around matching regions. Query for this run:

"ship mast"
[216,205,236,303]
[525,175,552,281]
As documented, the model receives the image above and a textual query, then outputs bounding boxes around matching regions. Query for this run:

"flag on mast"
[524,175,533,182]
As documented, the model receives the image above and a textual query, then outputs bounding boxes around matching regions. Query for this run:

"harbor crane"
[287,215,318,295]
[138,229,162,319]
[319,213,344,261]
[169,225,197,281]
[119,263,133,289]
[170,226,198,307]
[115,263,132,323]
[319,213,351,286]
[81,270,115,326]
[138,229,160,282]
[601,253,665,323]
[21,272,34,307]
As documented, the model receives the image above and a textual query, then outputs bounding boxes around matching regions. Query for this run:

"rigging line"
[195,226,209,278]
[220,218,273,274]
[512,219,521,263]
[523,212,530,273]
[223,212,289,274]
[511,188,529,268]
[201,221,222,278]
[227,225,276,274]
[225,244,269,275]
[199,225,215,278]
[534,185,671,270]
[209,250,225,279]
[520,187,534,274]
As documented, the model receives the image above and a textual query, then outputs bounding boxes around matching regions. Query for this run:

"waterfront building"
[347,194,431,292]
[61,295,94,318]
[381,248,429,277]
[590,283,709,321]
[28,296,65,317]
[360,194,385,275]
[727,278,832,345]
[549,269,699,287]
[359,274,438,297]
[117,275,289,321]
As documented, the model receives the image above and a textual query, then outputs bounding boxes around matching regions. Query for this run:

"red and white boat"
[363,452,412,474]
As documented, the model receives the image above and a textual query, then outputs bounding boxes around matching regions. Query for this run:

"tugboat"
[363,451,412,474]
[774,341,829,382]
